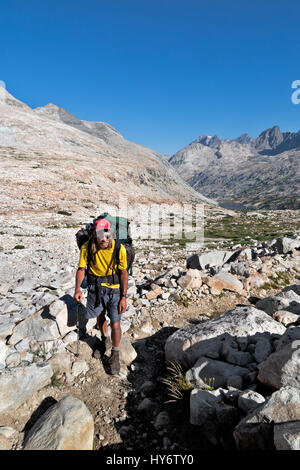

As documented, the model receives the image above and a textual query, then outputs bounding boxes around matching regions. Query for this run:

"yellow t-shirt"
[78,239,127,289]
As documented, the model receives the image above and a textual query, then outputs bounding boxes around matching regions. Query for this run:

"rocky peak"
[33,102,84,127]
[235,133,255,146]
[255,125,284,151]
[193,135,223,148]
[0,88,31,111]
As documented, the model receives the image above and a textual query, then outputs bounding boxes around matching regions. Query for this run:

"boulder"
[8,308,61,346]
[212,272,244,294]
[186,357,248,389]
[137,398,159,417]
[177,269,202,290]
[230,262,251,278]
[221,340,253,366]
[281,284,300,297]
[254,337,273,363]
[233,387,300,450]
[187,250,235,270]
[0,319,15,339]
[215,404,240,449]
[62,331,78,346]
[145,286,162,300]
[154,411,171,431]
[272,310,299,326]
[275,326,300,351]
[14,338,30,353]
[71,360,89,378]
[23,395,94,450]
[5,352,21,368]
[139,381,156,397]
[274,421,300,450]
[244,273,269,291]
[0,339,11,366]
[0,362,53,414]
[257,343,300,390]
[237,390,265,414]
[30,292,58,309]
[202,277,224,295]
[189,388,224,446]
[238,248,252,261]
[227,375,243,390]
[48,299,76,337]
[256,289,300,316]
[276,289,300,315]
[0,434,11,450]
[119,338,137,365]
[272,237,300,254]
[165,306,286,369]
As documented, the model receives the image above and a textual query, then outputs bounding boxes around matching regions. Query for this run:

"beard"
[95,238,112,250]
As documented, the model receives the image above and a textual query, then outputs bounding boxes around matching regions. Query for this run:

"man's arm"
[74,267,85,303]
[119,269,128,314]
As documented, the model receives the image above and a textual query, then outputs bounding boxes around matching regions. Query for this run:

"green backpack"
[76,212,135,277]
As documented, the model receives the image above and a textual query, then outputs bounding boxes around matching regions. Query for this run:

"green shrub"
[160,362,193,403]
[57,210,72,216]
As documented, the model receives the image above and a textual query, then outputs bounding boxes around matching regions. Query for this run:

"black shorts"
[86,284,122,324]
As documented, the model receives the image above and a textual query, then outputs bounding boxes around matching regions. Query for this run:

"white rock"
[119,338,137,365]
[165,306,286,368]
[48,299,76,337]
[0,362,53,414]
[71,360,89,377]
[8,308,61,345]
[274,421,300,450]
[186,357,248,389]
[257,342,300,390]
[62,331,78,345]
[14,338,30,353]
[237,390,265,413]
[23,395,94,450]
[5,352,21,368]
[0,339,10,365]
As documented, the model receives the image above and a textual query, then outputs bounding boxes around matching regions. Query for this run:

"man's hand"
[119,297,127,314]
[74,268,85,303]
[74,289,83,303]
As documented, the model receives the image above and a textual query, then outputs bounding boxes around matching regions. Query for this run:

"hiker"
[73,218,128,375]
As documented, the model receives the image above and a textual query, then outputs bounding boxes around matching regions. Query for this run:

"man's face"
[95,229,111,249]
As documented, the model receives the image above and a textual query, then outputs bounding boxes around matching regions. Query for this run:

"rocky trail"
[0,222,300,451]
[0,289,250,451]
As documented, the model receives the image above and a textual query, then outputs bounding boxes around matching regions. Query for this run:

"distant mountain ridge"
[0,88,218,225]
[193,125,300,155]
[169,126,300,210]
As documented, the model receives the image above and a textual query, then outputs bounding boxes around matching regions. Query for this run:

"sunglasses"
[95,231,111,239]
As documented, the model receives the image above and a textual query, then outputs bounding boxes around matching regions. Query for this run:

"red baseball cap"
[94,219,111,231]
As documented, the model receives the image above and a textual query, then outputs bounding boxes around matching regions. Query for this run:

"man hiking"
[74,218,128,375]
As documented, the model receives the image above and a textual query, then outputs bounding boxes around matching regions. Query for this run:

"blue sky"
[0,0,300,154]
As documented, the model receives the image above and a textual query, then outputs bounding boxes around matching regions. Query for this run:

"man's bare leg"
[109,321,121,375]
[111,321,121,348]
[97,313,108,337]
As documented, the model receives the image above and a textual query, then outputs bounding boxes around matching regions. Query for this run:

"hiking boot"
[108,350,120,375]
